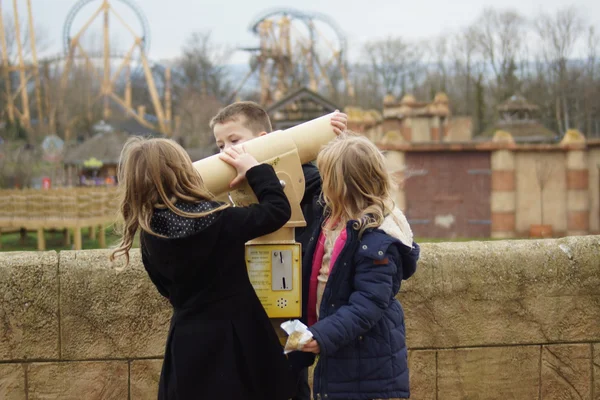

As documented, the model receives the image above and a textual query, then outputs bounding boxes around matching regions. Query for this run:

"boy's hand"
[331,110,348,136]
[302,339,321,354]
[218,145,259,188]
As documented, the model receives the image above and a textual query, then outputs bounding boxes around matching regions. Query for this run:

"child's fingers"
[224,147,239,159]
[219,153,235,165]
[230,175,243,188]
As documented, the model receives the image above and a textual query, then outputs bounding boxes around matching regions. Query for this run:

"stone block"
[27,361,128,400]
[568,210,590,232]
[593,344,600,400]
[130,359,162,399]
[59,249,171,359]
[567,190,590,212]
[567,170,589,190]
[437,346,540,399]
[490,211,515,231]
[566,150,588,169]
[401,237,600,348]
[408,350,436,400]
[0,364,26,400]
[491,149,515,170]
[491,170,515,191]
[0,251,59,360]
[541,344,592,399]
[491,192,516,213]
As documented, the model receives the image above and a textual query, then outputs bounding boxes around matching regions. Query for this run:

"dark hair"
[209,101,272,134]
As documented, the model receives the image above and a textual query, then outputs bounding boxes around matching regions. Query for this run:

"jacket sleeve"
[140,238,170,299]
[398,241,420,280]
[220,163,291,243]
[309,237,400,356]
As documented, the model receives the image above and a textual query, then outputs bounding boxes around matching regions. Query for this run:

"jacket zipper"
[317,226,356,400]
[320,225,356,314]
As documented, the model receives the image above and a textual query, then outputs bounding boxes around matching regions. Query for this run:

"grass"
[0,227,137,252]
[414,237,503,243]
[0,229,510,253]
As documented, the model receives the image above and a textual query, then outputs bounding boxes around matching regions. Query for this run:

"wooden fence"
[0,187,118,250]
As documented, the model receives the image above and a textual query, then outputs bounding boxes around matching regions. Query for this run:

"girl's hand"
[331,110,348,135]
[302,339,321,354]
[218,145,259,187]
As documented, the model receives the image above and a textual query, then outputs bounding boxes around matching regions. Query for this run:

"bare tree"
[583,27,599,135]
[177,90,222,148]
[450,27,480,115]
[177,31,232,101]
[473,8,526,102]
[535,6,585,133]
[171,31,233,148]
[362,36,423,97]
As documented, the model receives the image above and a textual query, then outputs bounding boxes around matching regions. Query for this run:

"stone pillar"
[430,116,440,142]
[565,150,589,235]
[401,118,413,142]
[385,150,407,211]
[490,131,517,238]
[561,130,589,236]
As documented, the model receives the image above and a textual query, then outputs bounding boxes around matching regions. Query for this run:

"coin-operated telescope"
[192,114,336,318]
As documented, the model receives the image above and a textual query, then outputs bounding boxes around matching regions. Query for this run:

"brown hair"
[110,136,228,266]
[317,134,394,238]
[209,101,272,134]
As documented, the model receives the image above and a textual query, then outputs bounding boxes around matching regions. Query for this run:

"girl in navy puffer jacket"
[300,135,420,400]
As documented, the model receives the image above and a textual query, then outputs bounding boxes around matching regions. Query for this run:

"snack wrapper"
[280,319,313,354]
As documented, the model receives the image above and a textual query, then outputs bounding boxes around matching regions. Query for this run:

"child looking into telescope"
[110,137,295,400]
[210,101,347,400]
[300,134,420,400]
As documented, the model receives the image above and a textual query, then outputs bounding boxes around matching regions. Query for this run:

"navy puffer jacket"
[306,212,420,400]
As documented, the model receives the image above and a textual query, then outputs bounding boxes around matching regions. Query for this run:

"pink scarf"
[307,226,348,326]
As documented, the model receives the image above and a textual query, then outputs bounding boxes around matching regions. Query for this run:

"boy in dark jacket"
[210,102,347,399]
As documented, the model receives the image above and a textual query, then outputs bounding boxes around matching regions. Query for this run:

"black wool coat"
[140,164,296,400]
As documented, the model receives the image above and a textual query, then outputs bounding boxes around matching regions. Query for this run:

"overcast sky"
[22,0,600,64]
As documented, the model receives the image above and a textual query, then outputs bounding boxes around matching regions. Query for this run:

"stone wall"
[1,236,599,399]
[382,140,600,238]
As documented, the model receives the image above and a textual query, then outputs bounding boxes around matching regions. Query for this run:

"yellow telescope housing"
[192,113,337,318]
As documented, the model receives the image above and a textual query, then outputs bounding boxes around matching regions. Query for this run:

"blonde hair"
[317,134,394,238]
[110,136,228,266]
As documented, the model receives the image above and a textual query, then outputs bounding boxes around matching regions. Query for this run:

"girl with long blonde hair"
[111,137,294,400]
[298,134,420,400]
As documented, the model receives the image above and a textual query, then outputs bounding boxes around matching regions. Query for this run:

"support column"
[565,150,589,236]
[37,227,46,251]
[430,116,440,142]
[401,117,413,142]
[384,150,407,212]
[64,228,71,246]
[561,130,589,236]
[74,226,82,250]
[98,225,106,248]
[491,135,516,238]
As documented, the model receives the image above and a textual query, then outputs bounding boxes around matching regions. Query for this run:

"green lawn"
[0,230,506,253]
[0,227,134,252]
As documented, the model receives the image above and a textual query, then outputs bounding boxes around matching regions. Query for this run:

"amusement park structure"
[0,0,42,131]
[233,8,354,105]
[0,0,173,139]
[58,0,171,136]
[0,1,352,140]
